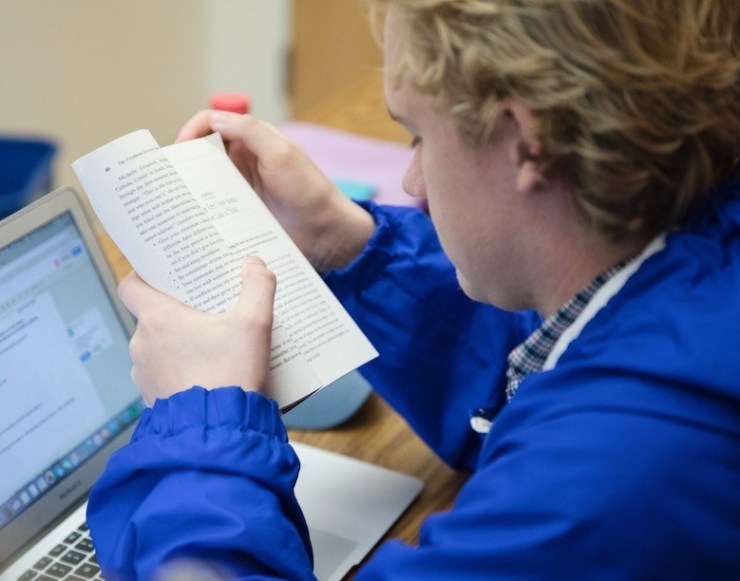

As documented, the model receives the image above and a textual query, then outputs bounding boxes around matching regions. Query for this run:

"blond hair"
[370,0,740,241]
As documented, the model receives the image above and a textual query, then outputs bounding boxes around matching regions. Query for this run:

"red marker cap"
[210,92,250,115]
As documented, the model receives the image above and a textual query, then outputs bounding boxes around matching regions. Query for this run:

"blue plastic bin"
[0,137,57,219]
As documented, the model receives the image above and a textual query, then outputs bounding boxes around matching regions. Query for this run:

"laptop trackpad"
[293,442,423,581]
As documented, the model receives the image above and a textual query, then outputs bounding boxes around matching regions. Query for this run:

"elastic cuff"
[323,201,400,294]
[132,387,287,443]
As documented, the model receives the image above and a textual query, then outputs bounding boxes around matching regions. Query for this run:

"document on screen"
[0,293,107,500]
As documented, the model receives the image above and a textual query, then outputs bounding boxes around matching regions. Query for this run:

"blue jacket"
[88,173,740,579]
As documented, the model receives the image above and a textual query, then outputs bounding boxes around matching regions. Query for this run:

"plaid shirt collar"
[505,258,632,401]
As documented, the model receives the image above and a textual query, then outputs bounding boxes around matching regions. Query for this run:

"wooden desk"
[295,69,411,144]
[99,70,468,573]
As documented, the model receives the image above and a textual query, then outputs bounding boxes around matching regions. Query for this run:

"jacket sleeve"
[324,202,539,469]
[87,387,314,581]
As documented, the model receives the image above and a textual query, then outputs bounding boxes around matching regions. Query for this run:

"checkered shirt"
[505,259,631,400]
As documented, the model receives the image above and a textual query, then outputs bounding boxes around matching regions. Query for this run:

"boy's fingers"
[236,257,277,325]
[210,112,289,161]
[175,109,215,142]
[118,271,175,317]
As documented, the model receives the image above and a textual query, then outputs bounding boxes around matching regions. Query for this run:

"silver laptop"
[0,187,141,580]
[0,187,422,581]
[0,188,144,580]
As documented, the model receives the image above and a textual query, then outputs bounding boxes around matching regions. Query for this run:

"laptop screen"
[0,209,143,532]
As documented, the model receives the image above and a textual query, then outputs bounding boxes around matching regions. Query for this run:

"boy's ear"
[501,99,546,193]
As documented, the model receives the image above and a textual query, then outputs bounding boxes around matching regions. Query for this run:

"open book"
[72,130,378,409]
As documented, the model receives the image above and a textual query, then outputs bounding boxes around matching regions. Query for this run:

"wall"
[0,0,289,203]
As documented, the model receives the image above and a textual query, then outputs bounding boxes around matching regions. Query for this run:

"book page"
[72,130,377,408]
[163,136,378,385]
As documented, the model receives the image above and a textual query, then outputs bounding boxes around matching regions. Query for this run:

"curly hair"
[370,0,740,241]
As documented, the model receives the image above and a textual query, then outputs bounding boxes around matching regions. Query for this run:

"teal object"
[333,178,377,201]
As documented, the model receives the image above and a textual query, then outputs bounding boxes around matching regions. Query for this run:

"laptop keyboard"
[16,522,102,581]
